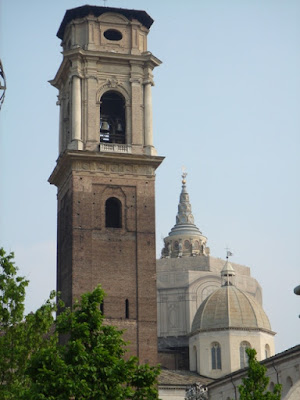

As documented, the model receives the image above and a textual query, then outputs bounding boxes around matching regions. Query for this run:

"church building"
[48,5,300,400]
[157,174,275,377]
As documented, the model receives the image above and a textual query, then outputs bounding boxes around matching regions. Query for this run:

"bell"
[116,121,123,132]
[100,120,109,132]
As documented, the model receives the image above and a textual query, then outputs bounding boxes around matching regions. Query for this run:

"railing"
[99,143,132,154]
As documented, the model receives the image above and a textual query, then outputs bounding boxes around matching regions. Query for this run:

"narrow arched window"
[286,376,293,389]
[240,341,251,368]
[125,299,129,319]
[105,197,122,228]
[211,342,222,370]
[265,344,270,358]
[100,302,104,314]
[100,91,126,144]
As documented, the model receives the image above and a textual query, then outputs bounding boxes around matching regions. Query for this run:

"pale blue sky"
[1,0,299,353]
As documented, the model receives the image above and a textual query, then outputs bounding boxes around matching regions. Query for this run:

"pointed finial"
[182,166,187,184]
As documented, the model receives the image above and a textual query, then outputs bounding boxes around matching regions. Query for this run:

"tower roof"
[191,284,273,334]
[221,260,236,278]
[57,5,154,39]
[160,172,208,258]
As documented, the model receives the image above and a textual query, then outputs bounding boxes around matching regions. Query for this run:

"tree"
[0,248,56,399]
[0,249,160,399]
[238,348,281,400]
[25,286,161,400]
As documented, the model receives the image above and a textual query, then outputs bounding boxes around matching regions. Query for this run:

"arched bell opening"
[100,91,126,144]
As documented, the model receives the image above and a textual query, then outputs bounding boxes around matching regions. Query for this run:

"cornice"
[189,326,276,337]
[48,150,164,188]
[50,50,161,88]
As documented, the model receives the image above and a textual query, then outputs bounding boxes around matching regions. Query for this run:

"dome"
[191,284,273,334]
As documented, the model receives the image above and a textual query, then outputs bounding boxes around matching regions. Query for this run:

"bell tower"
[49,5,163,364]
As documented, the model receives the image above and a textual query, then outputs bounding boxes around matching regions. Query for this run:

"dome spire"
[161,171,208,258]
[175,169,196,227]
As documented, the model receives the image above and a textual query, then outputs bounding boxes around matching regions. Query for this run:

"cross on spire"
[225,246,233,260]
[181,166,187,184]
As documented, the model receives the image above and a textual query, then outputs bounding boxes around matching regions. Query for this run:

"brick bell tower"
[49,5,163,364]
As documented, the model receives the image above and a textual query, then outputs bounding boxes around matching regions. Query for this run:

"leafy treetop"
[238,348,281,400]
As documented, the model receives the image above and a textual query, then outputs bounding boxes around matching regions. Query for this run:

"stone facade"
[49,5,163,365]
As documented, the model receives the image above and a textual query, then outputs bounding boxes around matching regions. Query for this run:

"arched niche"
[96,85,131,145]
[100,91,126,144]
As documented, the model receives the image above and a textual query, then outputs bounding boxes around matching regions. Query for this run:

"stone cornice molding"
[49,150,164,188]
[189,326,276,337]
[158,384,188,390]
[50,49,161,89]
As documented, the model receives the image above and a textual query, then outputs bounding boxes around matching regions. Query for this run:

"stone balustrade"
[99,143,132,154]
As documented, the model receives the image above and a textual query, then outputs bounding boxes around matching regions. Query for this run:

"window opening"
[100,91,125,144]
[265,344,270,358]
[211,342,222,370]
[104,29,123,41]
[125,299,129,319]
[105,197,122,228]
[100,302,104,314]
[240,341,251,368]
[286,376,293,389]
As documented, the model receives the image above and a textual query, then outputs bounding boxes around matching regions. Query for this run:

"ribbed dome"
[191,285,272,333]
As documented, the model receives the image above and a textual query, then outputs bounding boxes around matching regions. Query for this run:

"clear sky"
[1,0,299,354]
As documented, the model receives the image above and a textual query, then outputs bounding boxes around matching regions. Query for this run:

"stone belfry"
[49,5,163,364]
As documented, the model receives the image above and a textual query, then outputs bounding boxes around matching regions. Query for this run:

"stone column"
[71,75,83,149]
[57,96,63,154]
[125,101,132,145]
[144,81,153,147]
[144,80,157,155]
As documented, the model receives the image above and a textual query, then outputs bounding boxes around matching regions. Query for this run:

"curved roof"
[57,5,154,39]
[191,284,273,334]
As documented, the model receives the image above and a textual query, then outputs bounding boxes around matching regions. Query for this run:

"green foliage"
[0,248,57,399]
[238,348,281,400]
[0,248,28,327]
[25,285,161,400]
[0,249,160,399]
